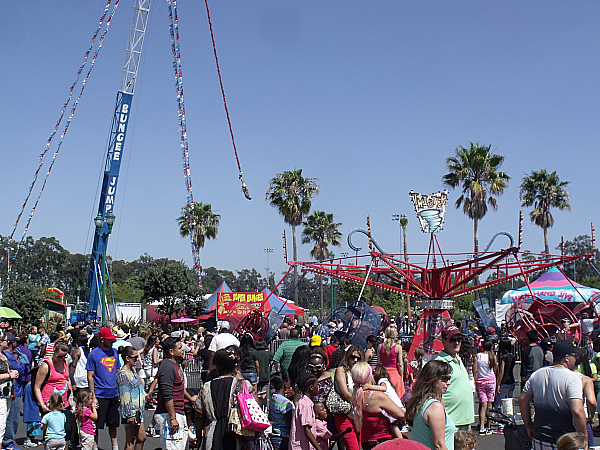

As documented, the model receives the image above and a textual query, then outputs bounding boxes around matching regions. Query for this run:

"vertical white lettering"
[122,104,129,114]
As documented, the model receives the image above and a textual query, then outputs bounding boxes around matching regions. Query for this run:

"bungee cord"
[1,0,122,293]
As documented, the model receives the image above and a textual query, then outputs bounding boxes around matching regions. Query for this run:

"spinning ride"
[277,190,595,356]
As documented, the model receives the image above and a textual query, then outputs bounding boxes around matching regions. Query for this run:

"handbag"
[237,380,270,432]
[325,387,351,415]
[228,380,256,437]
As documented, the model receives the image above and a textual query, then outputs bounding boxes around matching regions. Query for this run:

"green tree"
[2,283,45,326]
[454,293,475,313]
[177,202,220,266]
[558,235,600,287]
[520,169,570,254]
[138,261,204,322]
[301,211,342,318]
[265,169,320,304]
[443,143,510,256]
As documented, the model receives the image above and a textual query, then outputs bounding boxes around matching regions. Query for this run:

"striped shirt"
[269,393,293,437]
[274,339,305,373]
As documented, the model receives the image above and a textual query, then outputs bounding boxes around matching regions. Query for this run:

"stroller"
[487,407,532,450]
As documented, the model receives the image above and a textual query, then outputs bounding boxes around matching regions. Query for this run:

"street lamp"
[94,211,115,325]
[264,247,273,289]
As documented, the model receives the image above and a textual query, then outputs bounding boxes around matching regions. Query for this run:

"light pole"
[264,247,273,290]
[392,214,401,254]
[94,212,115,325]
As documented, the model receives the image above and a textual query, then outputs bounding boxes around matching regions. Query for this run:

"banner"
[217,292,264,317]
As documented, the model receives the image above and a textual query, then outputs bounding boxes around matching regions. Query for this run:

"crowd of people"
[0,316,598,450]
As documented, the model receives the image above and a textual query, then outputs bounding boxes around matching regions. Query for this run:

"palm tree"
[302,211,342,318]
[443,142,510,256]
[443,143,510,298]
[519,169,570,254]
[265,169,319,304]
[177,202,220,266]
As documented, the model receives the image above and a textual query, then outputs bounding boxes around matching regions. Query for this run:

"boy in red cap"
[86,328,120,450]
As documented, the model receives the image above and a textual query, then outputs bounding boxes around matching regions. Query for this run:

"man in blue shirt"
[3,334,26,450]
[86,328,120,450]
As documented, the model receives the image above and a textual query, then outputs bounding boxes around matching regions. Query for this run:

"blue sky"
[1,1,599,282]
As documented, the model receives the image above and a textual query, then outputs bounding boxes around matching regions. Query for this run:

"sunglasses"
[439,376,451,383]
[447,337,461,344]
[308,363,324,370]
[128,355,139,360]
[350,355,361,361]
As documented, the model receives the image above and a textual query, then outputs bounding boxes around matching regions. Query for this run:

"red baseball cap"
[441,325,462,340]
[99,327,117,340]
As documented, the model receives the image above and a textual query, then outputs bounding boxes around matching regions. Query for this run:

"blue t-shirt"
[42,411,66,440]
[86,346,121,398]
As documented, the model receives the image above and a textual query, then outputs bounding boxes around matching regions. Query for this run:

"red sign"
[217,292,264,317]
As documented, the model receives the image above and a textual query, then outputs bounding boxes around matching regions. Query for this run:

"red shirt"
[324,345,337,360]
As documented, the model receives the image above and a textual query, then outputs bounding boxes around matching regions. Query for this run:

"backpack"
[29,360,51,404]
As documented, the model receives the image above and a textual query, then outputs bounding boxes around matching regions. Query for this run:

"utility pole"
[264,247,273,289]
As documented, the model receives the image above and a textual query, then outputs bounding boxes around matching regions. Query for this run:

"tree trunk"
[402,226,411,320]
[474,218,480,300]
[319,273,323,320]
[292,225,299,304]
[543,227,549,254]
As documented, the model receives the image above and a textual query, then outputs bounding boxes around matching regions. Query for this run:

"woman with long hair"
[365,335,379,367]
[142,335,161,387]
[196,348,255,450]
[458,335,475,392]
[493,338,516,415]
[116,346,146,450]
[352,363,405,447]
[379,325,405,398]
[473,340,497,435]
[239,334,259,389]
[406,360,455,450]
[332,345,364,450]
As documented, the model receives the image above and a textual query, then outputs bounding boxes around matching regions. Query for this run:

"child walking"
[41,393,66,450]
[289,372,321,450]
[76,389,97,450]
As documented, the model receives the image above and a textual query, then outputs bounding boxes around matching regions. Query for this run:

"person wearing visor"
[86,328,121,450]
[435,325,474,430]
[519,340,587,449]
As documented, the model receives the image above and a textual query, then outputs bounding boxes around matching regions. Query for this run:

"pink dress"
[379,344,405,399]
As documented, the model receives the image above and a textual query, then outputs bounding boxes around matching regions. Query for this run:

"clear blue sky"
[1,1,599,282]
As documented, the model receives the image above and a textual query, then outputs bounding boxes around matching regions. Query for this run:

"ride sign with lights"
[409,190,449,233]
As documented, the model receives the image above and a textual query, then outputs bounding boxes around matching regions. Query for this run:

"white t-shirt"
[476,353,495,380]
[208,332,240,351]
[581,318,595,335]
[523,366,582,443]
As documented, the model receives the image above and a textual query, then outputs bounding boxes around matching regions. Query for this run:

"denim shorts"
[242,372,258,384]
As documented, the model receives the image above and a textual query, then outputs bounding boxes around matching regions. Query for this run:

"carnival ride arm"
[424,400,448,450]
[519,391,534,438]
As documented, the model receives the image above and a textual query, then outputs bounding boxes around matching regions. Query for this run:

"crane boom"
[75,0,152,325]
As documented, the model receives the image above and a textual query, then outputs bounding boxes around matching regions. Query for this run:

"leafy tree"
[443,143,510,256]
[265,169,319,303]
[302,211,342,318]
[2,283,45,326]
[558,235,600,287]
[280,273,324,312]
[200,267,237,295]
[138,261,204,322]
[230,268,266,293]
[454,293,475,313]
[520,169,570,254]
[177,202,220,266]
[372,292,404,318]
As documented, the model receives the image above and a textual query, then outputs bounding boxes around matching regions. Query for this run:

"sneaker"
[6,444,21,450]
[146,403,156,410]
[147,427,160,438]
[23,440,38,448]
[492,429,504,434]
[479,430,486,436]
[486,428,493,435]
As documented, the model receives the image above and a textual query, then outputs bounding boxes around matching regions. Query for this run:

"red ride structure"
[275,211,596,356]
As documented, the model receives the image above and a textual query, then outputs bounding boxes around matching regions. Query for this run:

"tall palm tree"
[519,169,570,254]
[302,211,342,318]
[177,202,220,266]
[443,142,510,256]
[265,169,319,304]
[443,143,510,298]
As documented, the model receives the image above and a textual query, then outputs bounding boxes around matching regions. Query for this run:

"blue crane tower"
[73,0,152,325]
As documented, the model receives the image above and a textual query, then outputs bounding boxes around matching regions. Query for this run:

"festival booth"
[496,267,600,324]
